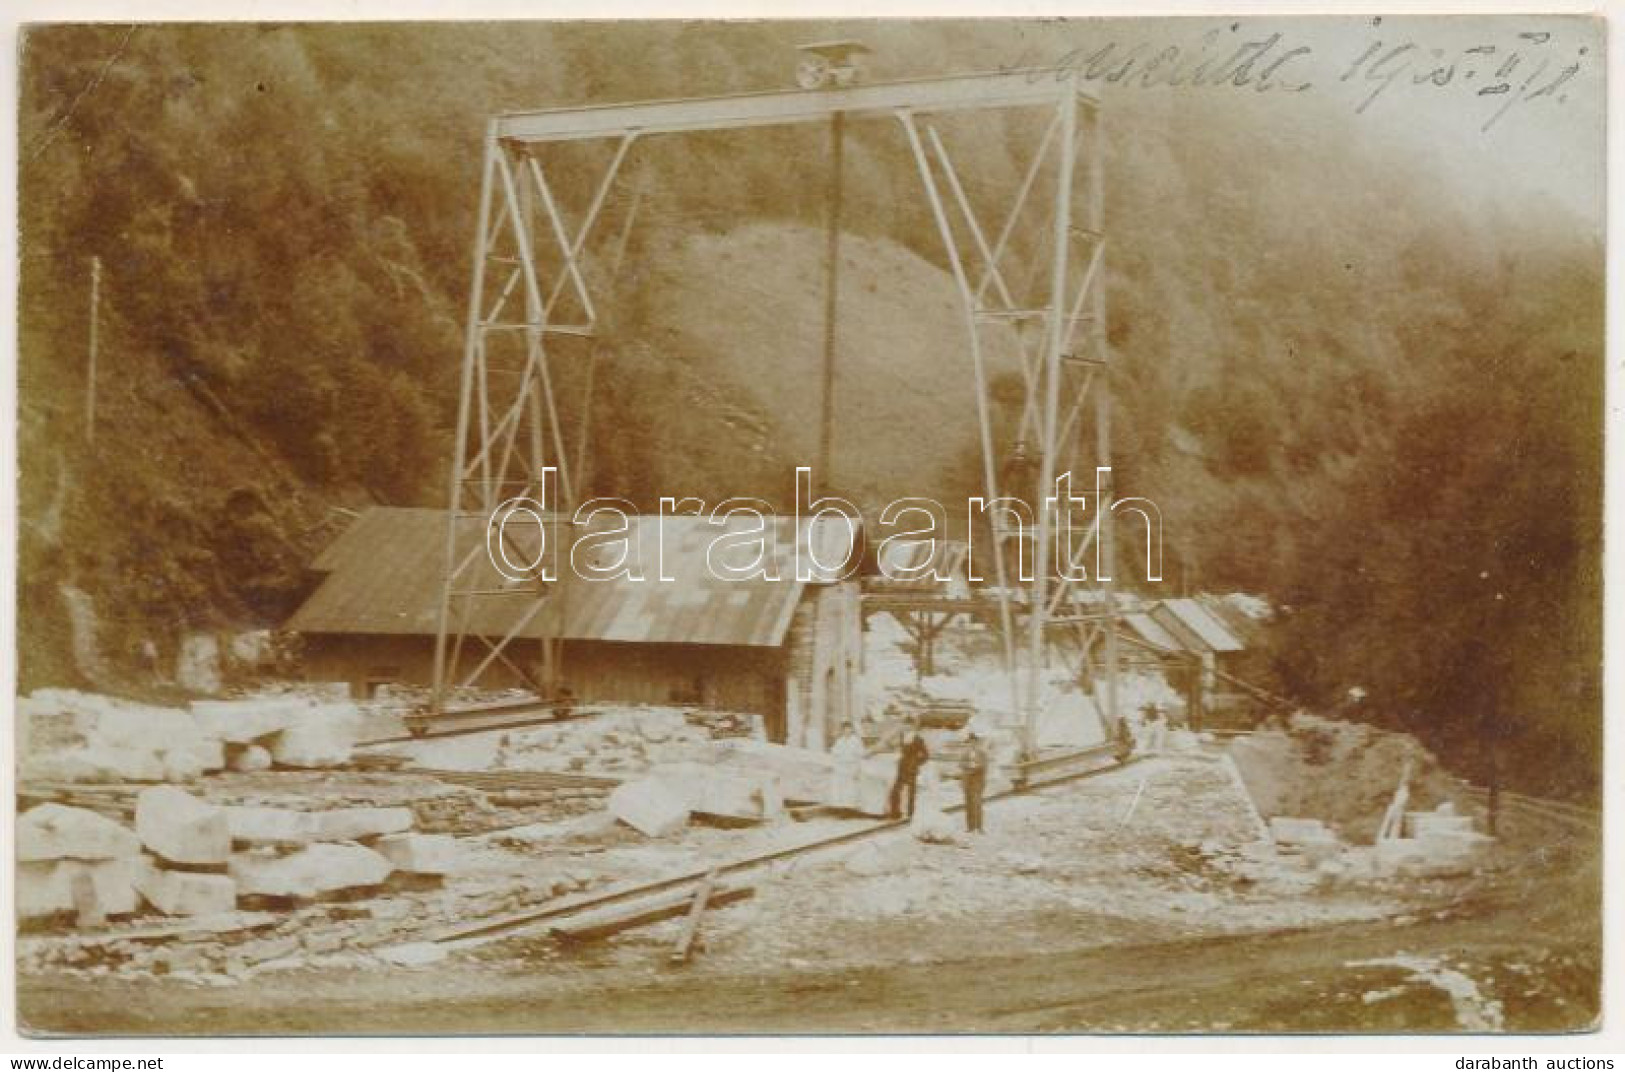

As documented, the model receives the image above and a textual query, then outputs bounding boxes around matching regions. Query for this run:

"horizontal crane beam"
[494,69,1092,143]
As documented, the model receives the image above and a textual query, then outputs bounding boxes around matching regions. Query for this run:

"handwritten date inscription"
[1003,20,1590,132]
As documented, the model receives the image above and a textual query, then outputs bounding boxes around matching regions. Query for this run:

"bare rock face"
[176,634,223,694]
[136,786,232,866]
[17,804,142,862]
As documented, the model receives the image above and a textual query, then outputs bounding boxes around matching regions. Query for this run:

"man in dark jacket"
[1112,714,1136,765]
[888,721,930,819]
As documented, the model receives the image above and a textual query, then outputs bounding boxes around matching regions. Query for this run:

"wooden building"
[1119,595,1255,728]
[286,507,861,748]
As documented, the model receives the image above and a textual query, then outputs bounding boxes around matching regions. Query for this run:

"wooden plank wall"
[298,633,788,732]
[782,581,863,752]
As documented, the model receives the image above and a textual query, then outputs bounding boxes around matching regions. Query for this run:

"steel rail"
[430,749,1141,946]
[1459,787,1600,830]
[357,699,584,747]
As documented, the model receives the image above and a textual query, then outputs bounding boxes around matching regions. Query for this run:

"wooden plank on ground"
[551,883,752,946]
[668,869,718,965]
[1376,758,1413,842]
[1118,776,1149,826]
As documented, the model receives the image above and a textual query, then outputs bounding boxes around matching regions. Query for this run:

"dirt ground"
[1229,713,1475,842]
[17,752,1600,1037]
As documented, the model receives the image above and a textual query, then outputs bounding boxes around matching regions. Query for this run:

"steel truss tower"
[430,69,1118,750]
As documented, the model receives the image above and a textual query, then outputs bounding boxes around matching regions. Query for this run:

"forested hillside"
[17,20,1602,796]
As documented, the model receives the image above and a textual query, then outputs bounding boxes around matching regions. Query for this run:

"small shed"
[1121,595,1257,729]
[286,507,862,749]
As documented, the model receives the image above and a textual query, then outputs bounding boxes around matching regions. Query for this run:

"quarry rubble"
[15,656,1508,992]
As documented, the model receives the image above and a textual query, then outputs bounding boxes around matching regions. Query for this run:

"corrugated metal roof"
[1197,593,1269,647]
[1118,599,1251,656]
[557,514,811,646]
[292,508,472,636]
[288,507,820,648]
[873,538,970,587]
[1122,611,1183,652]
[1153,597,1247,653]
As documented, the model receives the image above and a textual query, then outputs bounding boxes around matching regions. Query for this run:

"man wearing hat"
[888,719,930,820]
[959,729,990,834]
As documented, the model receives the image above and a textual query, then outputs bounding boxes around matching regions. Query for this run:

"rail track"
[425,745,1137,948]
[406,768,619,793]
[356,696,583,746]
[1460,786,1600,833]
[1013,741,1119,781]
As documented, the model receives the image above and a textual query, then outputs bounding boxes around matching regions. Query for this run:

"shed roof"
[287,507,841,649]
[1197,593,1270,647]
[1146,597,1247,654]
[1121,611,1184,652]
[872,538,972,589]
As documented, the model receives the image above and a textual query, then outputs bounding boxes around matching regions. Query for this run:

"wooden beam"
[668,868,719,965]
[550,883,753,945]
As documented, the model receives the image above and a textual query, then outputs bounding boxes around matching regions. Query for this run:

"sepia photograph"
[8,11,1607,1042]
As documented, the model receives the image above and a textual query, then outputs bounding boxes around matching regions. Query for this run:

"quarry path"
[20,864,1598,1037]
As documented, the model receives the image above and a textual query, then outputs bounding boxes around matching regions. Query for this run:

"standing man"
[1111,714,1136,765]
[959,729,989,834]
[888,720,930,820]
